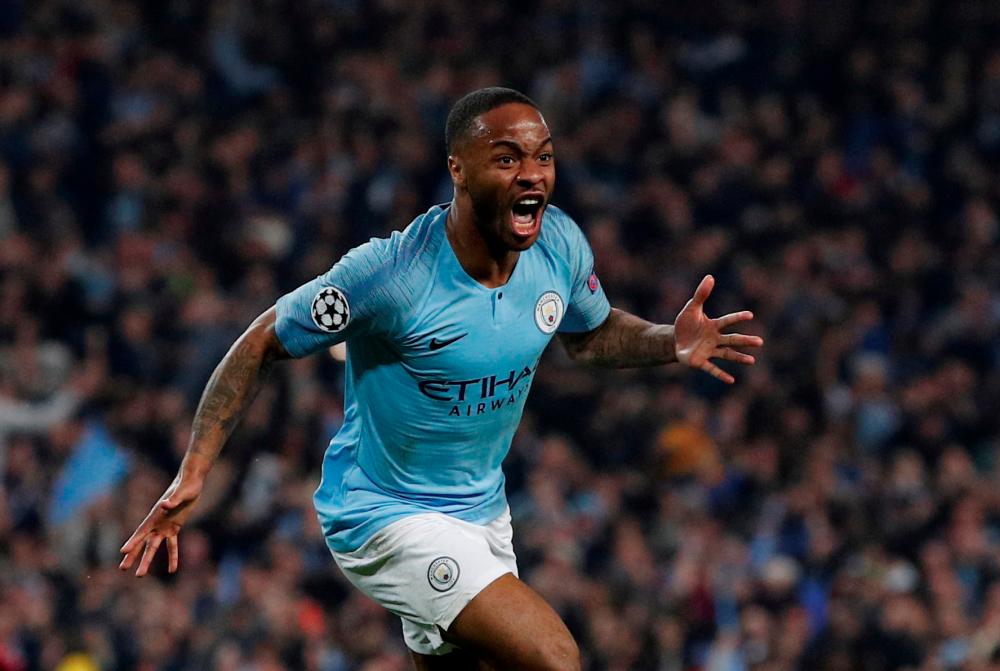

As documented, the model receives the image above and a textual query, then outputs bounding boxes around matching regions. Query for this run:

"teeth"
[518,198,540,205]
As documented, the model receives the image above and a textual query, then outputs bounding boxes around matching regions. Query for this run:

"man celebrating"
[120,88,763,670]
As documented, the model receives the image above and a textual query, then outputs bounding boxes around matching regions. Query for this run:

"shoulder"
[537,204,591,266]
[342,205,446,287]
[351,204,445,267]
[396,204,448,266]
[338,204,447,323]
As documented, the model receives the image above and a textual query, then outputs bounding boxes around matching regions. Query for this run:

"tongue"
[512,211,534,234]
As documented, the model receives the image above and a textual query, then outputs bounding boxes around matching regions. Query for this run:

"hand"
[674,275,764,384]
[119,477,203,576]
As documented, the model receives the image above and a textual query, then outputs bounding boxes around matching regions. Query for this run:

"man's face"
[449,103,555,252]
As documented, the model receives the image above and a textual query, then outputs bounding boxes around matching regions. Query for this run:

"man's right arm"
[182,306,290,479]
[122,235,396,576]
[120,306,291,576]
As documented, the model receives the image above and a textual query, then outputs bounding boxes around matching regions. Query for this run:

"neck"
[446,196,518,288]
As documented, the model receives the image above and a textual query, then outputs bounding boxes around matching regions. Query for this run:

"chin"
[508,232,540,250]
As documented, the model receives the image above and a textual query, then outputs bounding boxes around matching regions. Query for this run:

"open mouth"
[510,195,544,237]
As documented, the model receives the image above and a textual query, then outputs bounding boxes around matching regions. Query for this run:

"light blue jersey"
[275,204,610,551]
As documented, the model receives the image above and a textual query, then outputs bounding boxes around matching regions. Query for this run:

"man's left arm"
[559,275,763,384]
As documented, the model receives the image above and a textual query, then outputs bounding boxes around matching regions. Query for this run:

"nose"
[516,160,545,188]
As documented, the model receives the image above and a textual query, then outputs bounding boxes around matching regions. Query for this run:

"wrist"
[658,324,679,364]
[179,451,213,482]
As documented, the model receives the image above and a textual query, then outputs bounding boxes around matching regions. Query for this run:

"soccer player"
[120,88,763,670]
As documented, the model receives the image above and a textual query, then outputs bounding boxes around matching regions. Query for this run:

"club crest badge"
[534,291,564,334]
[427,556,460,592]
[311,287,350,333]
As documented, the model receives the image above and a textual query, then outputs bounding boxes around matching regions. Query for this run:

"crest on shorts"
[311,287,350,333]
[427,556,460,592]
[534,291,564,334]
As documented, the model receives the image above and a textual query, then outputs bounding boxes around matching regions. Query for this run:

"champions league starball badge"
[311,287,350,333]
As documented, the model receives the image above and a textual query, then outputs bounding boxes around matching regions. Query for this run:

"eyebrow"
[489,137,554,153]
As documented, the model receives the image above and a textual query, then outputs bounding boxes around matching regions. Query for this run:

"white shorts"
[331,508,518,655]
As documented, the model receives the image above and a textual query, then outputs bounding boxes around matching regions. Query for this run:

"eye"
[538,153,553,163]
[497,155,516,166]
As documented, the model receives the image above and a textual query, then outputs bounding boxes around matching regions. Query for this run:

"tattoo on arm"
[559,308,677,368]
[183,309,288,475]
[189,340,274,463]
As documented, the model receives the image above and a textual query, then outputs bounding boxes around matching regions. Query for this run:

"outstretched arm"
[559,275,763,383]
[120,306,291,576]
[559,309,680,368]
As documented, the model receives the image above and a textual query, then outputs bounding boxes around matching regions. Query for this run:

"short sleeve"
[555,214,612,334]
[275,239,398,358]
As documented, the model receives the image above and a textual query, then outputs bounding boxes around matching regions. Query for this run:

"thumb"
[160,489,190,510]
[160,480,201,510]
[690,275,714,308]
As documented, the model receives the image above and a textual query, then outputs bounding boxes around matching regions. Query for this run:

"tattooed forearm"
[558,308,677,368]
[189,340,273,459]
[181,308,288,478]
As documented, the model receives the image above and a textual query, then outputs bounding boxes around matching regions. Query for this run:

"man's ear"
[447,155,466,189]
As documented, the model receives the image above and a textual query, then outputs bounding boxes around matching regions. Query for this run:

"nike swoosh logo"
[429,333,468,351]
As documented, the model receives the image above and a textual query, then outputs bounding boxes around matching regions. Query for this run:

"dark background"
[1,1,999,669]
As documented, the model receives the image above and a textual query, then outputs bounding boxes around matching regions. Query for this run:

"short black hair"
[445,87,540,154]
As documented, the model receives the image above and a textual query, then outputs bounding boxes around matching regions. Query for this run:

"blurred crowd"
[2,0,1000,669]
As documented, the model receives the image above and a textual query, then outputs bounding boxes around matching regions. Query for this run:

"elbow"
[565,344,594,365]
[563,338,605,367]
[243,306,291,362]
[558,332,590,364]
